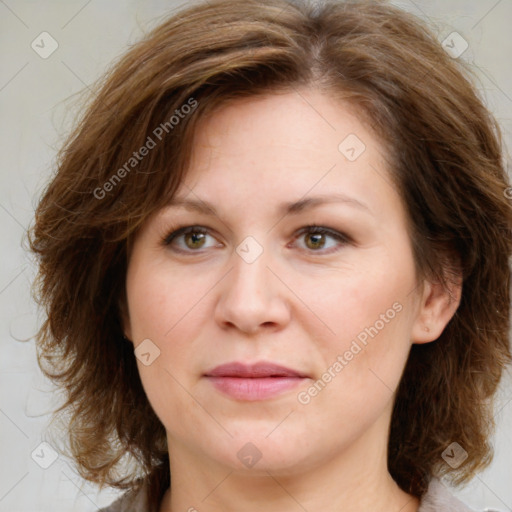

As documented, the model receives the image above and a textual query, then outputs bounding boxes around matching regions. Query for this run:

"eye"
[292,225,351,253]
[162,224,351,255]
[162,225,222,253]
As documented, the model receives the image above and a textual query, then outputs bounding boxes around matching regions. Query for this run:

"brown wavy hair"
[27,0,512,510]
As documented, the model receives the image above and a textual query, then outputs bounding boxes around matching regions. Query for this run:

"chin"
[195,426,327,476]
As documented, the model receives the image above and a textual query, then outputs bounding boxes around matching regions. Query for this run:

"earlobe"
[411,274,462,344]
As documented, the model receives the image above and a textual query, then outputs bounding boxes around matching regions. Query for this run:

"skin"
[122,89,461,512]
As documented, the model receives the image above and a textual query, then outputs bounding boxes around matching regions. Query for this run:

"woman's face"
[123,89,440,476]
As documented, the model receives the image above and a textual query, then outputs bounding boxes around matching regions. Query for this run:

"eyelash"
[161,224,352,255]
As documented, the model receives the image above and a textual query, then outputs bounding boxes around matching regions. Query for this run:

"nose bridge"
[229,236,272,307]
[215,235,289,333]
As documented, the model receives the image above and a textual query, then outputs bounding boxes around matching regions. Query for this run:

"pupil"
[307,233,324,249]
[186,232,205,248]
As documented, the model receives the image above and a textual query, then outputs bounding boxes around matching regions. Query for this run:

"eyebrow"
[165,193,373,217]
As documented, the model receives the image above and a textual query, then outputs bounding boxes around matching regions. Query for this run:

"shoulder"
[97,481,150,512]
[419,478,475,512]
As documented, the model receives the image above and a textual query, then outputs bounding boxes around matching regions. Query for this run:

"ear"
[411,273,462,344]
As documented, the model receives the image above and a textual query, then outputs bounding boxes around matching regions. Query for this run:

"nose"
[214,243,291,335]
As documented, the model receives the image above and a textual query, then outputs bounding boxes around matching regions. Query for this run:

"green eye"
[163,226,216,252]
[183,231,207,249]
[294,225,351,253]
[163,224,351,255]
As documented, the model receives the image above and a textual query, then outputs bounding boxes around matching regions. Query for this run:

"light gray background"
[1,1,511,511]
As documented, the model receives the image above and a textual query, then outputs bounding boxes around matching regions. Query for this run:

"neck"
[159,412,419,512]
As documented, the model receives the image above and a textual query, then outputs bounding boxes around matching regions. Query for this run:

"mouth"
[203,361,310,401]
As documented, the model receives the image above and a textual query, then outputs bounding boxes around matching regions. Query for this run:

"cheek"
[310,264,410,346]
[126,253,208,344]
[126,264,210,434]
[306,255,415,397]
[125,257,217,412]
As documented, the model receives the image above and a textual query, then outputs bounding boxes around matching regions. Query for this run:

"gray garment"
[418,479,475,512]
[98,477,475,512]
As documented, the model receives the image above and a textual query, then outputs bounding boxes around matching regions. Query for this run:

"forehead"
[169,90,397,219]
[191,90,366,166]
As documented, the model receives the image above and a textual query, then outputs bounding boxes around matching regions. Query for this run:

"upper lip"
[204,361,308,378]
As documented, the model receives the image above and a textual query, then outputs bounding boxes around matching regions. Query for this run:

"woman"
[27,0,512,511]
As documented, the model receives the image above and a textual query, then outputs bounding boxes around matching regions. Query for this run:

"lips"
[204,362,309,401]
[205,361,308,378]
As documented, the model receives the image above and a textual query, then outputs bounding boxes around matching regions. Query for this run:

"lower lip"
[205,376,306,401]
